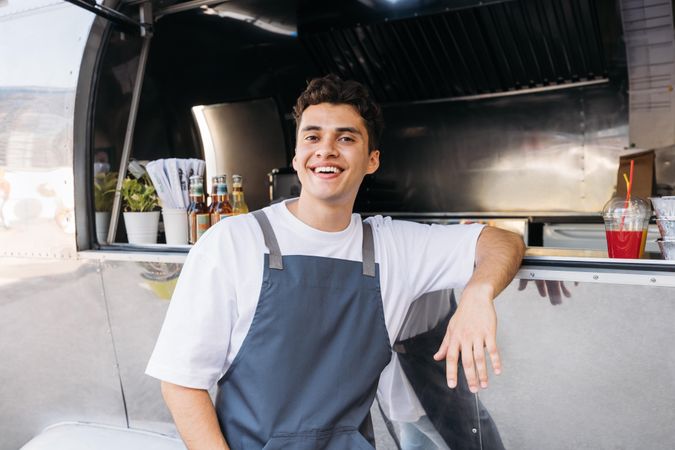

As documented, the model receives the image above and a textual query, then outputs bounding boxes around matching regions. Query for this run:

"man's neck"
[286,196,354,232]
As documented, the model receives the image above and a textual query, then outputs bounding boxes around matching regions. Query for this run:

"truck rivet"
[529,272,535,278]
[650,278,656,283]
[593,275,599,280]
[472,428,478,434]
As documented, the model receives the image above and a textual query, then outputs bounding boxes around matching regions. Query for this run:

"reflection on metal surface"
[192,98,287,210]
[0,258,126,450]
[391,78,610,105]
[371,84,628,213]
[99,260,182,436]
[0,2,94,257]
[382,291,504,450]
[78,249,187,263]
[200,3,297,36]
[482,280,675,449]
[654,145,675,196]
[543,223,660,253]
[138,261,181,300]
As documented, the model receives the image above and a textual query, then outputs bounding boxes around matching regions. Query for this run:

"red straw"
[620,159,635,231]
[627,159,634,201]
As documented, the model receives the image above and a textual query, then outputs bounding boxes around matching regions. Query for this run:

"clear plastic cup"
[602,197,651,259]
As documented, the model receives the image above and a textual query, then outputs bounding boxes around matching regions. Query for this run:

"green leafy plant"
[120,176,159,212]
[94,171,118,212]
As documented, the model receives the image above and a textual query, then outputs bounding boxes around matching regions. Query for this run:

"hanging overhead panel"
[300,0,610,102]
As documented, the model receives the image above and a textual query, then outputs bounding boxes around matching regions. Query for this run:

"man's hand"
[517,279,576,305]
[433,284,500,393]
[433,226,525,393]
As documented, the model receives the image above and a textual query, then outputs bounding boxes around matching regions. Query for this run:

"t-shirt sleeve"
[374,218,485,303]
[145,237,236,389]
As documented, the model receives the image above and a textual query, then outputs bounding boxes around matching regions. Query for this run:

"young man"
[146,75,525,449]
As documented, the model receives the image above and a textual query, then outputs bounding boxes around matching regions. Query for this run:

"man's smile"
[309,163,345,179]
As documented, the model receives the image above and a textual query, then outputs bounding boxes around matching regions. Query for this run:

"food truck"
[2,0,675,448]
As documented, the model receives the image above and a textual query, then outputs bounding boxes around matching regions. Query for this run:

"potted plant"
[93,171,118,243]
[120,175,160,244]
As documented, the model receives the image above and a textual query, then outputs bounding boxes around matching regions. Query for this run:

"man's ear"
[291,154,298,172]
[366,150,380,175]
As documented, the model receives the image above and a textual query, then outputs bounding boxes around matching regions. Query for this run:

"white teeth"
[314,166,342,173]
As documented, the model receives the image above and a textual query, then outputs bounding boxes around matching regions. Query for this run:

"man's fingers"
[461,343,478,393]
[486,335,501,375]
[534,279,547,297]
[545,280,562,305]
[433,333,451,361]
[473,340,488,389]
[517,279,527,291]
[445,340,460,388]
[561,281,572,298]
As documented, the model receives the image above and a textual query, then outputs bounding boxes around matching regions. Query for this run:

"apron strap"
[362,222,376,277]
[252,210,283,270]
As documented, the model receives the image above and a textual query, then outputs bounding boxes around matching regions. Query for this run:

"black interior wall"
[142,9,317,164]
[91,0,626,216]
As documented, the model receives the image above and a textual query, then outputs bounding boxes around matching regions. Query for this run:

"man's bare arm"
[434,226,525,393]
[161,381,230,450]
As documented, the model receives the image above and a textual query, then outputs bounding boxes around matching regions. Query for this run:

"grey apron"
[215,210,392,449]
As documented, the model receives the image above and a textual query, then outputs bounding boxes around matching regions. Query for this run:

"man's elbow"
[511,230,527,259]
[480,226,526,258]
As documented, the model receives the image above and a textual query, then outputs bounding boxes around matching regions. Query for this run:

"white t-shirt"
[146,200,484,422]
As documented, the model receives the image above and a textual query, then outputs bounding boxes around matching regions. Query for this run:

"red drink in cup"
[605,229,644,258]
[602,197,650,259]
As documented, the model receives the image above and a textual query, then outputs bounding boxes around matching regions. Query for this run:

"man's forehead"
[299,103,365,128]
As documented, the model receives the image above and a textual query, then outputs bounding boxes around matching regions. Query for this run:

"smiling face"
[293,103,380,208]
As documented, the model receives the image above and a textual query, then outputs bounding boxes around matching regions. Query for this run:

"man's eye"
[338,136,355,142]
[304,135,318,141]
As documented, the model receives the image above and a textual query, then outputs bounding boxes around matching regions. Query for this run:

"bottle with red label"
[188,175,210,244]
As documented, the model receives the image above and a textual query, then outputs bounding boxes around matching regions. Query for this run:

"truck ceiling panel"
[300,0,609,102]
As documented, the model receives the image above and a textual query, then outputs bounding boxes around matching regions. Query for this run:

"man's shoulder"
[189,211,263,258]
[365,215,426,234]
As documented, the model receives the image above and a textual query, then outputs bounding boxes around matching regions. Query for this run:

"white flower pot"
[95,211,111,244]
[123,211,160,244]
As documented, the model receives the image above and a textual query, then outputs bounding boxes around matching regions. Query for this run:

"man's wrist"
[462,281,496,302]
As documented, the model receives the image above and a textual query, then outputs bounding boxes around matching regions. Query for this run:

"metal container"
[657,239,675,260]
[656,219,675,239]
[651,197,675,218]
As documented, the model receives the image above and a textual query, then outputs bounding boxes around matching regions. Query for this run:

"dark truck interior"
[82,0,628,246]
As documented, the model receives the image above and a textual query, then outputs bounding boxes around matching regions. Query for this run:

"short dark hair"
[293,74,384,152]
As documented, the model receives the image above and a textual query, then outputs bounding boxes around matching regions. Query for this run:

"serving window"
[85,2,312,250]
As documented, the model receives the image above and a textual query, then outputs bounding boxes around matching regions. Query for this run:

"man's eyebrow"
[335,127,361,134]
[300,125,362,135]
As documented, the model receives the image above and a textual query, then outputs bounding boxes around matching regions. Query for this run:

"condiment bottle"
[231,174,249,215]
[188,175,210,244]
[210,175,233,223]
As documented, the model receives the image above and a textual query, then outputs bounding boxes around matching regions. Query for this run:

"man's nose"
[314,140,339,158]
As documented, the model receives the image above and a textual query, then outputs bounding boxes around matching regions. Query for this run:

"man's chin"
[299,190,355,207]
